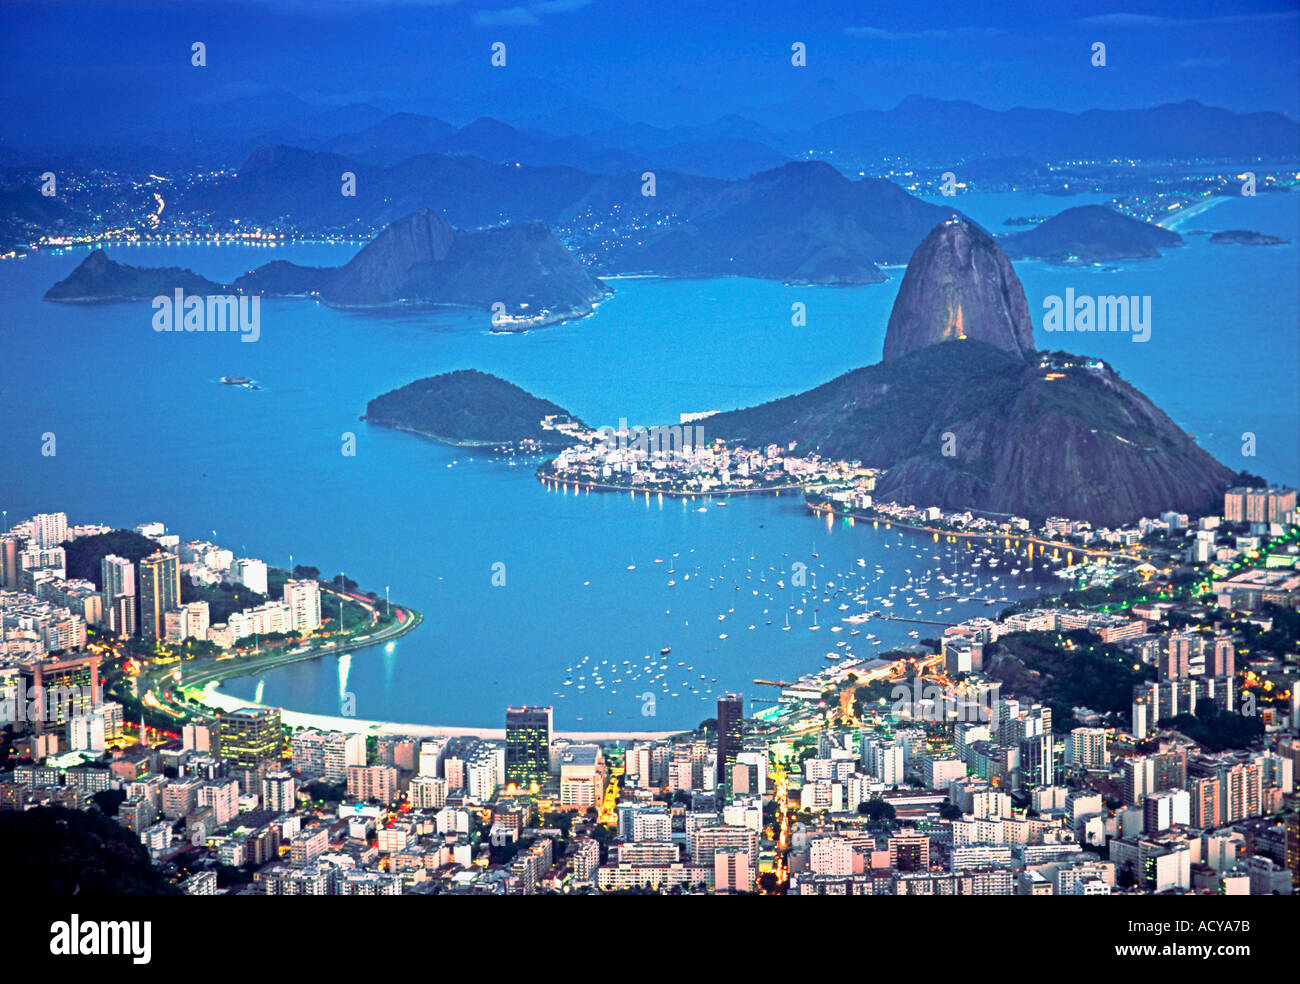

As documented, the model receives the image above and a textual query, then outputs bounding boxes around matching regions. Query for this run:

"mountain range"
[7,81,1297,171]
[180,156,965,284]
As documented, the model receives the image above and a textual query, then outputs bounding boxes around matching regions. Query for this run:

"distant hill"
[365,369,583,448]
[0,182,90,252]
[179,142,691,234]
[46,210,611,328]
[616,161,963,284]
[179,153,952,283]
[44,249,221,302]
[318,111,458,162]
[794,97,1300,163]
[255,105,786,178]
[16,85,1296,176]
[1000,205,1183,263]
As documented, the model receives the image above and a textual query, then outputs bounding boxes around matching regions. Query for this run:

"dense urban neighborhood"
[3,476,1296,896]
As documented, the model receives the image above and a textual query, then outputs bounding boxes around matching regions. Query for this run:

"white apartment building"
[282,578,322,633]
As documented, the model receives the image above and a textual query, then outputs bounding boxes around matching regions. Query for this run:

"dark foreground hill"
[0,806,181,895]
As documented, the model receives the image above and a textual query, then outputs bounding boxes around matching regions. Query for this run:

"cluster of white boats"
[552,525,1057,718]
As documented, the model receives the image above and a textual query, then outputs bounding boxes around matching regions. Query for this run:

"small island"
[1209,229,1290,246]
[364,369,586,450]
[999,204,1182,263]
[43,250,221,302]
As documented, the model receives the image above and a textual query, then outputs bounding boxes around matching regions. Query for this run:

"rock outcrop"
[881,219,1035,362]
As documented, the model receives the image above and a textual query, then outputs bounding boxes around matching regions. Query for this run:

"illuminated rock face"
[882,219,1036,363]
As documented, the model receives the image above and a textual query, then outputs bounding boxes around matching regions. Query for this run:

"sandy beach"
[195,682,682,742]
[1158,194,1230,230]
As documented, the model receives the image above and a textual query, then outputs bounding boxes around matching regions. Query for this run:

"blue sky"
[1,0,1296,144]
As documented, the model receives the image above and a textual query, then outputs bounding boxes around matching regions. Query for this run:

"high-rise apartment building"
[30,512,68,549]
[138,553,181,639]
[101,554,135,607]
[282,578,322,633]
[262,771,297,813]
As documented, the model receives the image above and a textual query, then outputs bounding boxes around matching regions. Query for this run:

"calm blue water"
[2,189,1295,728]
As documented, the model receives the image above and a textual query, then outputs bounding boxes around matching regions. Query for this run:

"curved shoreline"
[195,684,681,742]
[180,606,423,692]
[806,501,1140,561]
[170,484,1112,740]
[180,604,680,742]
[1158,194,1229,231]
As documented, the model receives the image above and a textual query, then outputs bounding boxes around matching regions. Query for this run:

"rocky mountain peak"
[882,218,1035,362]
